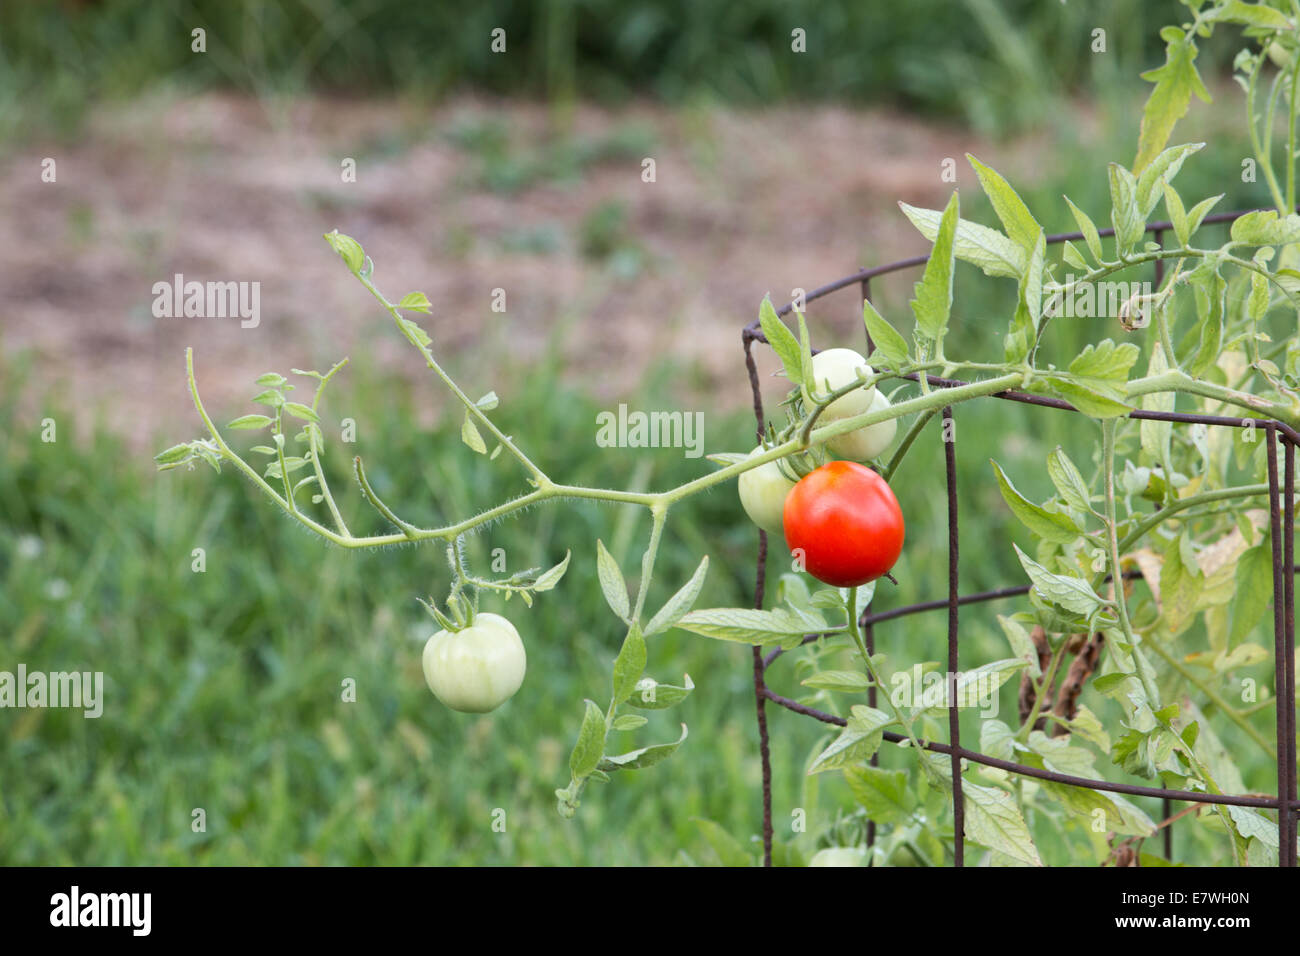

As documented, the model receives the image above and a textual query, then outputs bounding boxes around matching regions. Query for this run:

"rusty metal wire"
[741,210,1299,867]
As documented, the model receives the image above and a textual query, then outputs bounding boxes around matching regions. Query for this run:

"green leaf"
[991,459,1082,545]
[1061,240,1088,271]
[645,555,709,636]
[674,606,823,647]
[1039,781,1157,837]
[1014,544,1105,618]
[396,316,432,348]
[569,700,606,778]
[1140,344,1174,472]
[398,290,432,314]
[1184,194,1223,240]
[598,723,687,771]
[282,401,320,424]
[1230,209,1300,247]
[693,817,754,867]
[1161,530,1203,636]
[263,456,309,479]
[1047,339,1141,418]
[981,719,1016,760]
[251,389,284,408]
[843,766,912,825]
[154,443,192,465]
[1071,338,1139,383]
[898,201,1024,279]
[323,229,365,273]
[1248,269,1271,323]
[1215,0,1294,29]
[967,154,1040,252]
[963,780,1042,866]
[1045,377,1133,418]
[531,550,571,592]
[1020,230,1046,331]
[1230,541,1273,645]
[1108,163,1143,255]
[1064,196,1104,264]
[800,670,871,693]
[909,191,959,342]
[1187,267,1227,378]
[1135,143,1203,219]
[461,412,487,454]
[226,414,274,430]
[254,372,287,387]
[862,299,910,369]
[1228,801,1279,846]
[626,674,694,710]
[1135,27,1211,174]
[997,614,1042,679]
[912,658,1026,714]
[612,714,648,731]
[611,625,647,706]
[795,310,814,395]
[595,539,630,623]
[1067,704,1110,751]
[1047,446,1092,513]
[1164,182,1190,248]
[758,297,804,387]
[808,705,893,773]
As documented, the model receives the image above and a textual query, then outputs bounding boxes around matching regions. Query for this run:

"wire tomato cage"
[740,210,1298,868]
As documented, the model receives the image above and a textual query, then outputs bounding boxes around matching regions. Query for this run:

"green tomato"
[738,446,796,537]
[826,388,897,462]
[808,846,869,867]
[422,612,526,713]
[809,348,877,426]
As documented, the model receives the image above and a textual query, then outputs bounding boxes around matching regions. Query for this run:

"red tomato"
[782,461,904,587]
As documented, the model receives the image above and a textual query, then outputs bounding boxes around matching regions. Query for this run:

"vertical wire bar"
[743,332,774,867]
[943,405,964,866]
[1267,424,1289,867]
[861,274,878,852]
[1155,233,1172,860]
[861,277,873,355]
[865,618,878,850]
[1285,437,1297,866]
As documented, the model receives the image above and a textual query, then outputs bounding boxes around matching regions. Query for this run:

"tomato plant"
[782,461,905,587]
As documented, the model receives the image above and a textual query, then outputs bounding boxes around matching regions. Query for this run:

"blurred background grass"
[0,0,1222,142]
[0,0,1286,865]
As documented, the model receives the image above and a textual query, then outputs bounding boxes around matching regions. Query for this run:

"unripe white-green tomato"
[826,388,897,462]
[738,446,796,537]
[422,612,526,713]
[808,846,870,867]
[810,348,877,426]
